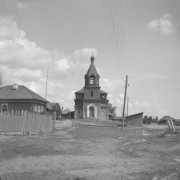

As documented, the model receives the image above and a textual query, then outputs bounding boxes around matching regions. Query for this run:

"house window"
[1,103,8,114]
[41,106,44,112]
[33,104,38,112]
[91,91,93,97]
[79,111,81,114]
[38,105,41,112]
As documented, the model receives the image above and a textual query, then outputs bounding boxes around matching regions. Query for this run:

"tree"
[154,116,159,123]
[108,103,117,119]
[46,102,61,120]
[143,115,148,124]
[148,116,153,124]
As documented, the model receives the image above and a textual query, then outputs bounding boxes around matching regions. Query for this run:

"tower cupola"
[90,55,94,65]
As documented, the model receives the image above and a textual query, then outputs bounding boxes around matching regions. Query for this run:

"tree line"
[143,115,159,124]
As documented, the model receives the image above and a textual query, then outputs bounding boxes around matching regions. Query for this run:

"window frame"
[91,91,93,97]
[1,103,8,114]
[90,76,94,84]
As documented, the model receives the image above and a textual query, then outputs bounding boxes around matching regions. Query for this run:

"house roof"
[62,108,71,114]
[159,116,175,121]
[75,88,107,94]
[0,85,48,102]
[126,112,144,118]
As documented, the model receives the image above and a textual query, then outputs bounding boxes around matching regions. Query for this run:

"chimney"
[12,83,18,90]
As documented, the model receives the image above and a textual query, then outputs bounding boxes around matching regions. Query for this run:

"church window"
[90,77,94,84]
[102,110,106,115]
[91,91,93,97]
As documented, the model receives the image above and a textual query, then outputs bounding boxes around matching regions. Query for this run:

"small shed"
[61,108,74,119]
[126,112,143,127]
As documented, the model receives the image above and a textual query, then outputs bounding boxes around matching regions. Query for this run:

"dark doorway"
[89,106,95,117]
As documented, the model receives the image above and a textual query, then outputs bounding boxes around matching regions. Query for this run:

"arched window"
[102,110,106,115]
[89,106,95,117]
[90,76,94,84]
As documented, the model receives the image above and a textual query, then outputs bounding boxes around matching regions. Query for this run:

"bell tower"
[85,55,100,87]
[84,55,100,100]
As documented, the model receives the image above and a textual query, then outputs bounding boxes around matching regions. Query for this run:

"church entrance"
[89,106,95,117]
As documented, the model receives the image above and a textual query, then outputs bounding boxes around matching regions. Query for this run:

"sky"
[0,0,180,118]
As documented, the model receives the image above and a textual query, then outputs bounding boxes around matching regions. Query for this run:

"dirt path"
[0,121,180,180]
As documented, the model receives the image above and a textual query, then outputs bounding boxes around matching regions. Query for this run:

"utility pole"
[122,75,128,130]
[121,105,123,118]
[45,68,49,99]
[127,96,129,117]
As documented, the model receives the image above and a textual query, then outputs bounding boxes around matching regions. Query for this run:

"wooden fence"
[0,110,53,135]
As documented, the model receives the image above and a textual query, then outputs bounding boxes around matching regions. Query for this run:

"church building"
[74,55,109,120]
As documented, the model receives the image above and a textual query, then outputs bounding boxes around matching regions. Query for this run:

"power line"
[108,0,125,76]
[101,0,120,76]
[118,0,128,74]
[101,0,128,80]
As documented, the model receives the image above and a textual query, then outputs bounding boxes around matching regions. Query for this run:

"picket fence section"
[0,110,53,135]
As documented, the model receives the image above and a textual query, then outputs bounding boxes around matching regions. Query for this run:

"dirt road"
[0,120,180,180]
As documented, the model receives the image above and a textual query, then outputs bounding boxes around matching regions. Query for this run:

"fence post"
[51,112,56,130]
[22,111,26,135]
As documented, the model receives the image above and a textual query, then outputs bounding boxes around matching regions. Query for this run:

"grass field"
[0,120,180,180]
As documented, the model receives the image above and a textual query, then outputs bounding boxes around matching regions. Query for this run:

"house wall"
[126,113,143,127]
[0,101,46,114]
[0,102,32,113]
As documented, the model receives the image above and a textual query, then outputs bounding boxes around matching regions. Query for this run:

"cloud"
[67,90,76,100]
[0,16,25,39]
[130,73,166,80]
[73,48,98,58]
[16,1,28,10]
[56,58,72,72]
[176,86,180,91]
[0,15,98,104]
[101,78,115,90]
[147,14,176,35]
[134,101,150,108]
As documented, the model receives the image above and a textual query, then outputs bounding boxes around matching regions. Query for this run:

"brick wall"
[75,103,83,119]
[84,87,100,99]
